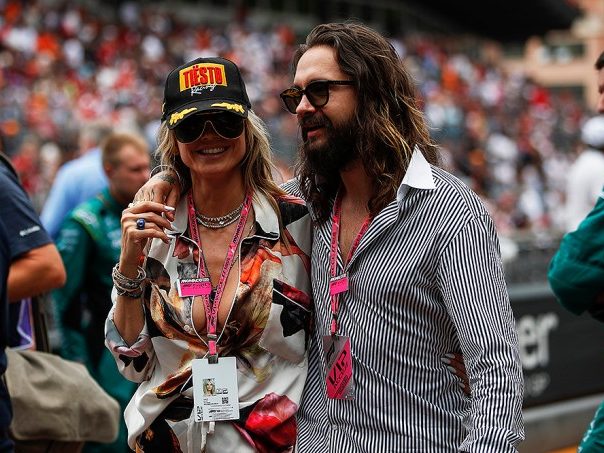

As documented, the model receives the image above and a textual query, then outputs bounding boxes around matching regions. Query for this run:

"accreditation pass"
[192,357,240,422]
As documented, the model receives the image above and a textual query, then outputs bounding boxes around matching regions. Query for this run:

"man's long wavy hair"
[292,22,439,222]
[155,110,286,218]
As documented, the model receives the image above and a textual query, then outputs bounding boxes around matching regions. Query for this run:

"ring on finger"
[136,218,146,230]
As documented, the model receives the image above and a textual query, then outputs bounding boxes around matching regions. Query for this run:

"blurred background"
[2,0,604,451]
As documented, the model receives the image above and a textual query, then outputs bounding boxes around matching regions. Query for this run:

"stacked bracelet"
[112,264,146,299]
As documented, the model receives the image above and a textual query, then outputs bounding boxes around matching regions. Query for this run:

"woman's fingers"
[124,202,175,230]
[120,203,177,268]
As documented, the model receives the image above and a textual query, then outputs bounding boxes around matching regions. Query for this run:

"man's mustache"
[299,114,330,129]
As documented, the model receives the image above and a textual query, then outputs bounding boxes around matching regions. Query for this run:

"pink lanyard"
[329,190,372,335]
[186,191,252,357]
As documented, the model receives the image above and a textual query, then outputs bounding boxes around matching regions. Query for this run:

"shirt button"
[184,324,192,333]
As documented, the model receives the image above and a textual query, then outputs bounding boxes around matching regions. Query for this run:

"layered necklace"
[196,201,244,229]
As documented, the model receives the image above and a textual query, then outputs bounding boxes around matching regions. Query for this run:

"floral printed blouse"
[105,191,312,452]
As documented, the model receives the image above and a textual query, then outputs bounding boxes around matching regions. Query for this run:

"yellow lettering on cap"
[211,102,245,114]
[169,107,198,126]
[179,64,227,91]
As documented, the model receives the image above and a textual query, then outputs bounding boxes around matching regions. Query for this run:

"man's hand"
[442,352,470,396]
[133,171,182,221]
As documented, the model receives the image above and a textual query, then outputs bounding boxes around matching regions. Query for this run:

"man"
[138,23,523,452]
[564,115,604,232]
[52,131,150,453]
[0,146,66,451]
[40,124,110,239]
[281,22,523,452]
[548,50,604,452]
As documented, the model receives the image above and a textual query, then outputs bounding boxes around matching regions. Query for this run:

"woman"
[106,57,312,452]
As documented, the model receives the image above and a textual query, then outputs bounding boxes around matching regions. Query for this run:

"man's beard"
[299,113,359,176]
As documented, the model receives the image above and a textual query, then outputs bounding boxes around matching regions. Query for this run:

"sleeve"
[0,168,51,260]
[40,167,75,240]
[438,214,524,452]
[52,216,92,364]
[548,195,604,315]
[104,290,156,383]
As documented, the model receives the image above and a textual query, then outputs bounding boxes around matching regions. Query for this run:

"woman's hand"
[441,353,470,396]
[133,171,183,222]
[119,201,175,276]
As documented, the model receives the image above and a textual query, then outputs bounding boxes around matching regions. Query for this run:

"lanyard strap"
[187,191,252,356]
[329,190,372,335]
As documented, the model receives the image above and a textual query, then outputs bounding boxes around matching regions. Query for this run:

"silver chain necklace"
[196,202,244,229]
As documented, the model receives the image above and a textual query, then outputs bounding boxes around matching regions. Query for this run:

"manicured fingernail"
[164,205,175,212]
[444,353,455,359]
[458,381,466,389]
[440,357,451,364]
[446,365,457,373]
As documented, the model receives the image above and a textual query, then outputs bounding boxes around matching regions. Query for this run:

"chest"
[338,206,371,266]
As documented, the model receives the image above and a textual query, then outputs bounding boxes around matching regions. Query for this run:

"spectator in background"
[548,50,604,453]
[52,132,150,453]
[0,138,66,451]
[40,124,110,239]
[564,115,604,232]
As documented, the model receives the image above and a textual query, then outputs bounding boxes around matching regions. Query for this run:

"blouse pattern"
[105,191,312,452]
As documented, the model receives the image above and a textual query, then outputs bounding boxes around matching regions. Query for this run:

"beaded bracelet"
[150,165,183,187]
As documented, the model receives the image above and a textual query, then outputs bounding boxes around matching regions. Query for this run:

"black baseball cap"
[161,57,252,129]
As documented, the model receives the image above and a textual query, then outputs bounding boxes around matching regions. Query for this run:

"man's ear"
[103,163,114,179]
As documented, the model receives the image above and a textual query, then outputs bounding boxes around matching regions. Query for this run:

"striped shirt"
[285,149,524,452]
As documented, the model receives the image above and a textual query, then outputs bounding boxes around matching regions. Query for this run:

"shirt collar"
[396,147,436,204]
[99,187,124,213]
[171,190,280,237]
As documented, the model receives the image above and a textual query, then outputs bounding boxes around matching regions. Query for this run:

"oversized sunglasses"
[279,80,354,114]
[174,112,245,143]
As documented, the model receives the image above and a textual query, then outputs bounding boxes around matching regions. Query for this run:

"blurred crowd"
[0,0,592,238]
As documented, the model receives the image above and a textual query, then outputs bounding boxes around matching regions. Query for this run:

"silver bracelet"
[112,264,146,291]
[115,286,144,299]
[150,165,182,186]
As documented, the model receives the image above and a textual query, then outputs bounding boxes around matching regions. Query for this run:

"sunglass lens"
[306,81,329,108]
[280,88,302,114]
[174,113,244,142]
[174,116,203,143]
[211,113,245,139]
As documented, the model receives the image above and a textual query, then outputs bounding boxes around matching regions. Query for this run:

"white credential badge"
[192,357,240,422]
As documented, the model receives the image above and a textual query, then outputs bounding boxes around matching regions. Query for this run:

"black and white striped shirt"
[285,150,524,452]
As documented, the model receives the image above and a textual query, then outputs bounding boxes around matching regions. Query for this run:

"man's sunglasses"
[174,112,245,143]
[279,80,354,114]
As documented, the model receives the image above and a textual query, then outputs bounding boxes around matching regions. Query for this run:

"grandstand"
[2,1,604,451]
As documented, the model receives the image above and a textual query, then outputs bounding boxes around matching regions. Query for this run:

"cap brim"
[164,99,249,129]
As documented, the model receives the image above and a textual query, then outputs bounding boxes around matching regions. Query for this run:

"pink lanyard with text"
[186,191,252,357]
[329,190,372,335]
